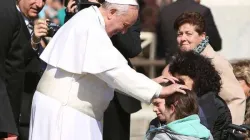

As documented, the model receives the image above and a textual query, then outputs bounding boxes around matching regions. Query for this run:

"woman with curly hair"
[168,51,232,140]
[162,11,245,125]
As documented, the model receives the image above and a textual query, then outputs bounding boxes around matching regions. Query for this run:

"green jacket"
[146,115,213,140]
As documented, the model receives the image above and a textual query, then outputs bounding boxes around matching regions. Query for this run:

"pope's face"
[18,0,45,19]
[106,6,138,37]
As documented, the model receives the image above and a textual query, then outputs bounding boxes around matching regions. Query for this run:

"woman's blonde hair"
[231,59,250,125]
[231,59,250,85]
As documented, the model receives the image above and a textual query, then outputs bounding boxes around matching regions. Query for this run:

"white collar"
[16,5,31,26]
[92,6,105,29]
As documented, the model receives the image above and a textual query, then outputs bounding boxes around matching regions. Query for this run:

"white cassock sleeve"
[96,65,162,104]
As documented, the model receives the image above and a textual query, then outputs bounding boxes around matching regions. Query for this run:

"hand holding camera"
[31,19,48,45]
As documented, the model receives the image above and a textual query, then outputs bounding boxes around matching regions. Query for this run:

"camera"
[47,21,61,37]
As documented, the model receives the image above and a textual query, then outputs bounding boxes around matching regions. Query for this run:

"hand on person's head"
[153,75,179,84]
[159,84,189,98]
[66,0,77,14]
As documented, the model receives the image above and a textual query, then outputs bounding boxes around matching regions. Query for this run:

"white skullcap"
[105,0,138,6]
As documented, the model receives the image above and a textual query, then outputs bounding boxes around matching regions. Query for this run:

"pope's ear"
[107,8,117,20]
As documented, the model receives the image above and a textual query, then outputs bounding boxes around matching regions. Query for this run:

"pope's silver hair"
[102,2,138,16]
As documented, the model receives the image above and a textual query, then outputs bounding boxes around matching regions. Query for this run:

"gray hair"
[101,2,138,16]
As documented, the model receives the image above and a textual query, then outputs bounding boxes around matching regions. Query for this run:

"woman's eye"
[177,33,182,36]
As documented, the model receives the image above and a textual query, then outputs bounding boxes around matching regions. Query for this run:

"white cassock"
[28,6,162,140]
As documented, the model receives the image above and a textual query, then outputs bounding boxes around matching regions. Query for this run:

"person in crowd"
[28,0,188,139]
[149,98,167,129]
[162,12,246,125]
[51,0,66,25]
[64,0,143,140]
[148,81,208,131]
[231,59,250,125]
[168,51,232,140]
[232,60,250,98]
[16,0,48,139]
[146,88,213,140]
[0,0,27,139]
[156,0,221,63]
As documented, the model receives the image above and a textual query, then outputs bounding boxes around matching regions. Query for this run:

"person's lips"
[30,8,38,14]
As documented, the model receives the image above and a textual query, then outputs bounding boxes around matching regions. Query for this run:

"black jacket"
[199,92,232,140]
[157,0,222,63]
[0,0,27,137]
[18,14,43,130]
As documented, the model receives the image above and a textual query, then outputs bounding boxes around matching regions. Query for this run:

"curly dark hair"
[168,51,222,97]
[174,12,206,35]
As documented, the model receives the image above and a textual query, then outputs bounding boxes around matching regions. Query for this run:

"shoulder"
[149,117,163,129]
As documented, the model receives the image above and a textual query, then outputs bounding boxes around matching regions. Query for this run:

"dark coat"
[0,0,28,137]
[157,0,222,63]
[198,92,232,140]
[18,9,44,140]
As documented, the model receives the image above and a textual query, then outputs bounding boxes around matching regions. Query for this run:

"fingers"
[71,5,77,13]
[67,0,77,13]
[159,84,189,98]
[179,84,189,90]
[35,19,47,25]
[34,19,49,38]
[165,76,179,84]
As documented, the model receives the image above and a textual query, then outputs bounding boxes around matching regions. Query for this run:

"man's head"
[99,1,139,37]
[17,0,45,19]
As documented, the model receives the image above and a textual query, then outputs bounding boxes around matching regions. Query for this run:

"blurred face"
[238,79,250,97]
[105,7,138,37]
[177,23,205,51]
[194,0,201,3]
[152,98,166,121]
[174,74,194,90]
[18,0,45,19]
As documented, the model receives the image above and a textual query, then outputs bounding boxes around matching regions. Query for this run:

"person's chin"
[181,45,192,51]
[157,115,165,121]
[29,12,38,19]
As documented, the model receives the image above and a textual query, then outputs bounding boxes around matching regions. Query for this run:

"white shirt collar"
[16,5,31,27]
[92,6,105,29]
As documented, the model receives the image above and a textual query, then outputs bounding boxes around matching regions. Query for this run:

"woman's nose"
[180,34,187,41]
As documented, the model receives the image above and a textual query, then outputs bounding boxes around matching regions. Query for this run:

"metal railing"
[131,32,165,78]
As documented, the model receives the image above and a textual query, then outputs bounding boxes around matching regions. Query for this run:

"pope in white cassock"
[28,0,188,140]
